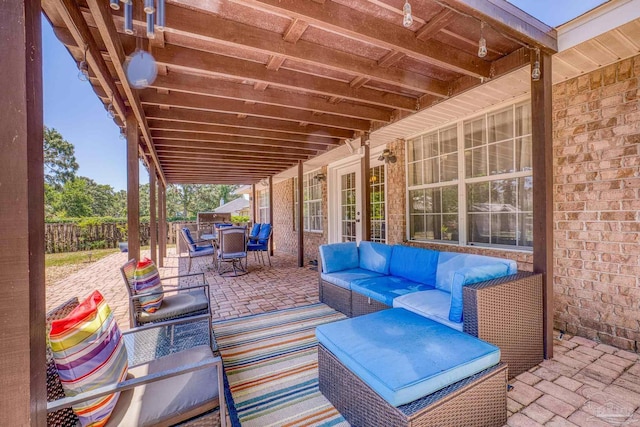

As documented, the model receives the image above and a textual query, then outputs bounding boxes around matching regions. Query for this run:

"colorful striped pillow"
[49,290,128,427]
[133,258,164,313]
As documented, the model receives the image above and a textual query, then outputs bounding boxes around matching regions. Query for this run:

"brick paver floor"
[46,249,640,426]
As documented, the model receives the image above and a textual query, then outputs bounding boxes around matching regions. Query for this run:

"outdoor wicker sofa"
[318,241,543,378]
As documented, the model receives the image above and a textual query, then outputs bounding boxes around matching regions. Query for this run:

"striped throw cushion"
[49,291,128,427]
[133,258,163,313]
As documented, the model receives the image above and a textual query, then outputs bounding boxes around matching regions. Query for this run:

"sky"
[42,1,608,191]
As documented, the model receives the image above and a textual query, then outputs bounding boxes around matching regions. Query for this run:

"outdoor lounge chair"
[46,297,226,427]
[120,258,212,330]
[216,225,248,276]
[247,223,272,266]
[180,227,216,272]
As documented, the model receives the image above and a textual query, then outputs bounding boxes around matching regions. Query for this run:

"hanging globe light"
[124,49,158,89]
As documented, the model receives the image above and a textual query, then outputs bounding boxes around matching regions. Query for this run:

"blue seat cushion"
[247,242,267,251]
[358,241,393,275]
[316,308,500,407]
[393,289,462,331]
[319,242,359,274]
[219,251,247,260]
[389,245,439,286]
[320,268,383,290]
[190,246,215,257]
[351,276,434,307]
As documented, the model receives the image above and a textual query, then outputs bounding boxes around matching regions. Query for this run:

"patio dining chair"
[180,227,216,272]
[217,225,248,276]
[120,258,212,330]
[247,223,272,266]
[248,223,261,241]
[46,297,226,427]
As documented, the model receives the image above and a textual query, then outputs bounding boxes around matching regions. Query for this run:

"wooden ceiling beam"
[149,74,391,122]
[153,45,417,111]
[145,106,355,139]
[154,141,313,158]
[150,130,332,152]
[157,154,294,167]
[85,0,166,186]
[147,120,339,145]
[415,9,458,41]
[435,0,557,53]
[106,3,449,96]
[283,18,309,43]
[140,91,371,131]
[225,0,491,78]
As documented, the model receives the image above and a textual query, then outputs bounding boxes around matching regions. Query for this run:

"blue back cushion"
[256,223,271,243]
[182,228,196,251]
[435,252,517,293]
[319,242,359,273]
[358,241,392,274]
[249,223,261,238]
[438,253,517,323]
[389,245,438,286]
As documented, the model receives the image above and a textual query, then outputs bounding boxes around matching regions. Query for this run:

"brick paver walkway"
[46,249,640,426]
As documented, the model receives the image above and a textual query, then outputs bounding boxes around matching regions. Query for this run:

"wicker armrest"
[463,272,543,378]
[47,356,222,412]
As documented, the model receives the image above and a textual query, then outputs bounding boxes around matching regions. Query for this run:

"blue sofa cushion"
[435,252,517,293]
[316,308,500,407]
[389,245,439,286]
[393,289,462,331]
[358,241,393,275]
[448,263,512,323]
[351,276,434,307]
[321,269,384,290]
[319,242,359,274]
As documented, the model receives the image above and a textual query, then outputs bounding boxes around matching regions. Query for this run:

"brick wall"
[272,168,327,264]
[386,139,407,245]
[553,55,640,351]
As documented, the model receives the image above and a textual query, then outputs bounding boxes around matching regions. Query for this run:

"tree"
[58,178,93,217]
[44,127,79,188]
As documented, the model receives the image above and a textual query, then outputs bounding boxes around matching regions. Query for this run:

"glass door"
[338,165,361,242]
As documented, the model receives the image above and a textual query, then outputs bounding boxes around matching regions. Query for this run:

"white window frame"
[405,96,533,252]
[293,169,323,233]
[258,189,269,224]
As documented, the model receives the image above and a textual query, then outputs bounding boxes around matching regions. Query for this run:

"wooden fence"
[44,222,190,254]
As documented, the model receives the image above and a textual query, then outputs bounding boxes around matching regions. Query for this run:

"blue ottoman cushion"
[316,308,500,407]
[321,269,384,290]
[351,276,434,307]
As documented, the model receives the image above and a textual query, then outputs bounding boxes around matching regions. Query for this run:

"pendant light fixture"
[77,45,90,82]
[403,1,413,28]
[531,48,541,81]
[156,0,166,31]
[478,22,487,58]
[124,1,134,35]
[144,0,155,14]
[109,0,120,10]
[146,12,155,39]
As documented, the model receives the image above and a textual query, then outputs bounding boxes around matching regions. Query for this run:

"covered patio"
[6,0,637,425]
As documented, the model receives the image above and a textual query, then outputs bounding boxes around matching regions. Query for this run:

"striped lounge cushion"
[133,258,163,313]
[49,290,128,427]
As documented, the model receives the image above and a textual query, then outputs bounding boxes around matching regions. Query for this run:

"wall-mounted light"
[531,48,541,81]
[478,22,487,58]
[378,149,397,164]
[77,45,89,82]
[403,0,413,28]
[315,173,326,182]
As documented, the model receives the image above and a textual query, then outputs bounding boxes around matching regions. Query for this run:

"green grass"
[45,248,120,268]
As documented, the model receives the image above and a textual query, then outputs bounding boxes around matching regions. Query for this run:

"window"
[258,190,269,224]
[293,171,323,233]
[370,165,386,243]
[407,100,532,249]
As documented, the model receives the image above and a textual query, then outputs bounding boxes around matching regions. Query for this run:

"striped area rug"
[213,303,350,427]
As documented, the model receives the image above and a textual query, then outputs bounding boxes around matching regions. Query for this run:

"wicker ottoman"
[316,309,508,427]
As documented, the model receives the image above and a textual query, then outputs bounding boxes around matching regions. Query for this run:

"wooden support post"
[531,51,554,360]
[149,162,157,264]
[252,184,257,224]
[297,161,304,267]
[158,183,166,266]
[0,1,46,424]
[361,133,371,242]
[268,175,274,256]
[127,114,141,262]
